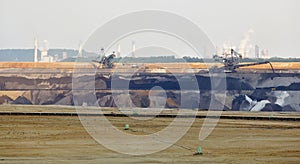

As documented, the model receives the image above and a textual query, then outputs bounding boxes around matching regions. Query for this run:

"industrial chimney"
[34,37,38,62]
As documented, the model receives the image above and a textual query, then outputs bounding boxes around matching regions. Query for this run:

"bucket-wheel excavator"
[212,49,275,73]
[93,48,116,68]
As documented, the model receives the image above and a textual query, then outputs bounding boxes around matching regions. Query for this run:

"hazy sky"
[0,0,299,57]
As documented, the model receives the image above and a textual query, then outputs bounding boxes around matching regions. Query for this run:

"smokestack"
[34,37,38,62]
[78,41,83,57]
[132,41,136,58]
[117,44,121,58]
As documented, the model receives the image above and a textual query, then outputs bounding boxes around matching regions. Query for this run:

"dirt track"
[1,62,300,70]
[0,109,299,163]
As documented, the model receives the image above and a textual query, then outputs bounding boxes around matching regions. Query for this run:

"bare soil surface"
[1,62,300,70]
[0,108,299,163]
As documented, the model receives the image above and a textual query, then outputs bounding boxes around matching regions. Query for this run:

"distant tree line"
[1,49,300,63]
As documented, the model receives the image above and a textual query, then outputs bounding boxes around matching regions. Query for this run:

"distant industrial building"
[33,38,60,62]
[39,40,54,62]
[62,52,68,60]
[261,49,269,59]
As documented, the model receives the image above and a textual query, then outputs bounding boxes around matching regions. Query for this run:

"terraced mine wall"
[0,65,299,112]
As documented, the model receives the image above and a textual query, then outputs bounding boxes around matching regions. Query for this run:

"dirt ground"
[0,112,299,163]
[1,62,300,70]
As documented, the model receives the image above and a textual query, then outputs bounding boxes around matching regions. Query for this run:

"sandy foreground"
[0,106,299,163]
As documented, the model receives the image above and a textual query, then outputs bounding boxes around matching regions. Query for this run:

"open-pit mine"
[0,62,300,163]
[0,62,300,112]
